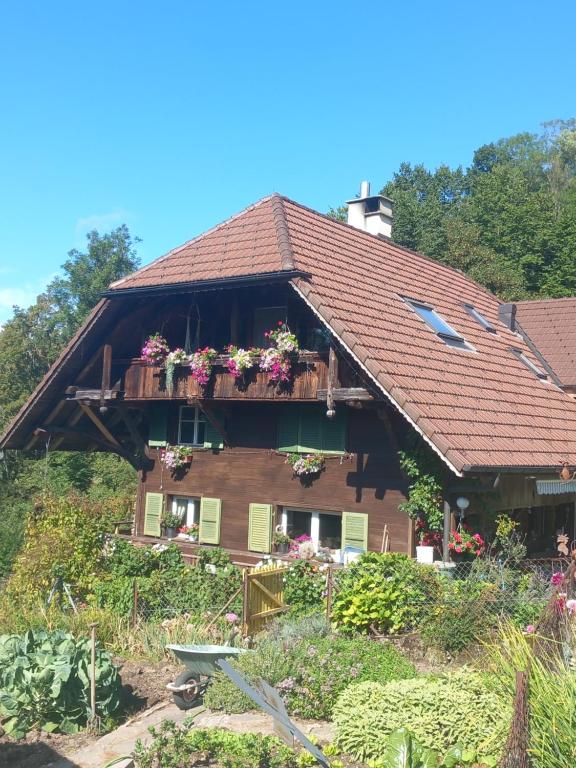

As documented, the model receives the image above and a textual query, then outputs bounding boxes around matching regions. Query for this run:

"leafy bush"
[133,720,299,768]
[420,577,496,652]
[333,671,510,759]
[5,494,120,603]
[368,728,498,768]
[0,629,121,738]
[332,553,439,634]
[283,560,326,613]
[205,632,416,720]
[282,635,416,720]
[93,543,243,619]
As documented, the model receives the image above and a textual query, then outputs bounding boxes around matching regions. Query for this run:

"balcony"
[121,351,330,401]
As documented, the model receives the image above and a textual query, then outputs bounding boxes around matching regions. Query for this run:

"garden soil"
[0,657,179,768]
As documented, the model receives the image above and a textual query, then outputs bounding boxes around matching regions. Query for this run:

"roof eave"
[461,464,574,475]
[102,269,311,298]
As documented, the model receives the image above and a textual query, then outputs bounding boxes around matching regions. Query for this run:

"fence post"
[132,578,139,628]
[242,568,250,637]
[89,622,98,724]
[325,565,334,621]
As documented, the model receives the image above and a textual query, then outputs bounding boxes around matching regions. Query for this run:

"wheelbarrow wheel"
[171,670,202,710]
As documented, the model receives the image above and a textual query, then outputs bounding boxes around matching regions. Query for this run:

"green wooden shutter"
[248,503,273,553]
[277,409,299,452]
[298,407,323,453]
[204,420,224,449]
[199,497,222,544]
[321,408,347,454]
[148,404,168,447]
[342,511,368,550]
[143,492,163,537]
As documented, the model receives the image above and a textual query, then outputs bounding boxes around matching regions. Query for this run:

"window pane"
[196,421,206,445]
[180,406,196,422]
[411,303,461,338]
[319,513,342,549]
[174,498,188,517]
[180,421,196,444]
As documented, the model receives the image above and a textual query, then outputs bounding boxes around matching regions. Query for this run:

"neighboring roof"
[515,297,576,387]
[4,193,576,474]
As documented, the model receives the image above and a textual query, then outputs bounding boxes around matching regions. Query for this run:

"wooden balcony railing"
[121,351,330,401]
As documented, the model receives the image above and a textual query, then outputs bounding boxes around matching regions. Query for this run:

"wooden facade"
[136,402,411,556]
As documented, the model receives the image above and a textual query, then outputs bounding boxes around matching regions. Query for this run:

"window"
[463,304,496,333]
[281,508,342,551]
[178,406,206,445]
[510,348,548,380]
[253,306,286,347]
[172,496,199,527]
[277,405,347,454]
[404,298,472,350]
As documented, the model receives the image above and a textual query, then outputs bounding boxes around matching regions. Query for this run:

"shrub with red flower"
[448,528,485,557]
[189,347,217,387]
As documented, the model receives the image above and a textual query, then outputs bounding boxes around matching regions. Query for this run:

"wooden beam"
[326,347,338,414]
[34,425,146,470]
[65,388,121,401]
[50,404,87,450]
[100,343,112,411]
[198,401,229,446]
[79,404,120,447]
[317,387,373,401]
[24,400,68,449]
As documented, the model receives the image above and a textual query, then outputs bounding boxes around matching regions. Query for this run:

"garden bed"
[0,657,178,768]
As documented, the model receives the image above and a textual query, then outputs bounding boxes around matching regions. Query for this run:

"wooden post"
[132,578,139,628]
[89,623,97,722]
[100,344,112,413]
[325,565,334,621]
[242,569,250,637]
[443,499,451,564]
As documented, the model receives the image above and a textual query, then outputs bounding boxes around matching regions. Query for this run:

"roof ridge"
[109,194,276,289]
[277,195,501,305]
[270,194,296,270]
[516,295,576,306]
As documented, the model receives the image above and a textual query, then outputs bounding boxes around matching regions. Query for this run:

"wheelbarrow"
[166,644,246,710]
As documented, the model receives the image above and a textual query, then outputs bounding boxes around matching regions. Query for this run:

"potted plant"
[163,510,183,539]
[225,345,259,379]
[448,528,485,561]
[141,333,170,365]
[165,348,190,396]
[259,322,299,383]
[179,522,199,542]
[161,445,194,472]
[273,528,291,554]
[189,347,218,387]
[286,452,325,477]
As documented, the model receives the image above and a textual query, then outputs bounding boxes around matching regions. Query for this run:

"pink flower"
[566,599,576,615]
[225,612,238,623]
[525,625,535,634]
[551,572,564,586]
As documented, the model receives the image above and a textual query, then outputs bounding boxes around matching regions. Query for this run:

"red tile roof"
[106,194,576,473]
[515,297,576,388]
[4,194,576,474]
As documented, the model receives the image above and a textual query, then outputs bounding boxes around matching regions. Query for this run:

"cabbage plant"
[0,629,121,738]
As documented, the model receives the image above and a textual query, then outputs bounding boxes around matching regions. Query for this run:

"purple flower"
[225,612,238,623]
[525,624,535,634]
[551,572,564,586]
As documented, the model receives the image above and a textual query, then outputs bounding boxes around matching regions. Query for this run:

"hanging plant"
[161,444,193,471]
[141,333,170,365]
[165,348,190,396]
[259,322,299,383]
[189,347,218,387]
[225,345,258,379]
[286,452,325,477]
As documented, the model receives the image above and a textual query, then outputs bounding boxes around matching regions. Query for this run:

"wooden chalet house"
[3,184,576,562]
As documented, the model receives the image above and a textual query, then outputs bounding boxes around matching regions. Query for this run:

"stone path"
[51,704,335,768]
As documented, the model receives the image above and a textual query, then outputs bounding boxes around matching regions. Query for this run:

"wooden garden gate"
[243,562,289,636]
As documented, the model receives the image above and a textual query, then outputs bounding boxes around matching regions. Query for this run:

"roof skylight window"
[404,298,473,351]
[464,304,496,333]
[511,348,548,380]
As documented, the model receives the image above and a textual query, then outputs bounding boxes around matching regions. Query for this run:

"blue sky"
[0,0,574,323]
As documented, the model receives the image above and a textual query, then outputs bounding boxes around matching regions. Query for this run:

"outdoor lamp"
[455,496,470,524]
